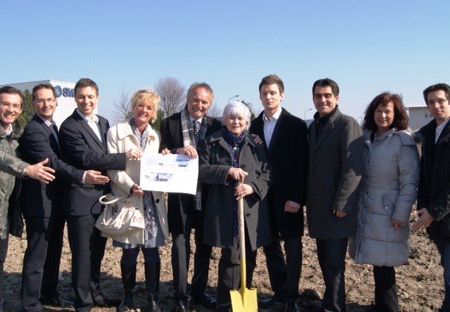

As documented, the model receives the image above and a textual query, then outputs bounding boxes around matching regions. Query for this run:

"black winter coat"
[159,112,222,234]
[418,119,450,244]
[250,109,308,239]
[198,129,271,250]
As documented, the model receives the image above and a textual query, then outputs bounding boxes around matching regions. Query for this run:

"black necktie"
[51,124,59,146]
[192,120,199,144]
[52,124,59,135]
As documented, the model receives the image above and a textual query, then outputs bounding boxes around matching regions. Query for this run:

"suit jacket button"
[155,198,160,203]
[246,213,250,217]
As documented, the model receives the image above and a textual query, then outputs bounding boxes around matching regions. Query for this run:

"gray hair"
[222,101,251,129]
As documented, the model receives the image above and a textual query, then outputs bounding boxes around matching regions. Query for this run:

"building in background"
[406,106,433,131]
[0,80,78,127]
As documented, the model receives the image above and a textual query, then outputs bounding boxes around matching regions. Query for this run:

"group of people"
[0,75,448,312]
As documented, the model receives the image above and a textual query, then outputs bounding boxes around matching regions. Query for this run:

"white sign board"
[139,154,198,195]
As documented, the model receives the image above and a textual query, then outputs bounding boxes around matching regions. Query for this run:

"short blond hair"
[131,89,160,123]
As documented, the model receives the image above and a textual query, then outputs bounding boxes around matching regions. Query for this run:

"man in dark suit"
[18,84,110,312]
[307,78,362,312]
[59,78,138,312]
[0,86,55,312]
[413,83,450,312]
[159,82,222,312]
[250,74,308,312]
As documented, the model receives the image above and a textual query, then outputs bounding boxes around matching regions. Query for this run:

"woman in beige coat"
[107,90,168,312]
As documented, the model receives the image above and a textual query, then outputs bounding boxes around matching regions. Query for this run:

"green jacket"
[0,125,27,239]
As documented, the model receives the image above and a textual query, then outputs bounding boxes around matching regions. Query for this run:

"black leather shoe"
[40,296,62,307]
[260,296,281,309]
[173,299,189,312]
[92,293,121,307]
[191,292,217,309]
[40,296,73,307]
[216,303,231,312]
[300,299,322,312]
[148,294,161,312]
[283,301,301,312]
[118,293,134,312]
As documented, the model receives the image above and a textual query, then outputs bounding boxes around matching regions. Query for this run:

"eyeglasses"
[35,98,56,105]
[1,102,21,109]
[427,98,448,106]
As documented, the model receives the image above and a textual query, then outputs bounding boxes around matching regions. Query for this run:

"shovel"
[230,197,258,312]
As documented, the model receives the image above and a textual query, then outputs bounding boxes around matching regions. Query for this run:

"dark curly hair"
[363,92,409,131]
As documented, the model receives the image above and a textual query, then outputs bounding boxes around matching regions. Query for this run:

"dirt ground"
[3,222,445,312]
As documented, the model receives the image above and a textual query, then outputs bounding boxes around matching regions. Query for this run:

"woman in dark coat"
[198,101,271,312]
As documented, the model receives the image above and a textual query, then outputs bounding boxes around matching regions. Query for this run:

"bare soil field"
[3,225,444,312]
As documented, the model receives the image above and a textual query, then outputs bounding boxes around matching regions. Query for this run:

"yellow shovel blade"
[230,287,258,312]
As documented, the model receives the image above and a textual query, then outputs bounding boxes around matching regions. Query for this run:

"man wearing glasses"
[0,86,56,312]
[413,83,450,312]
[19,84,109,311]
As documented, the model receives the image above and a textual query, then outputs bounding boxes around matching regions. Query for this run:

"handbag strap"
[99,195,127,205]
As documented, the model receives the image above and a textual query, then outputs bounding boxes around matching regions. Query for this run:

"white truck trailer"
[1,80,78,127]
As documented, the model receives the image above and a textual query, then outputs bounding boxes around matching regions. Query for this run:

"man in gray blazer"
[307,78,363,312]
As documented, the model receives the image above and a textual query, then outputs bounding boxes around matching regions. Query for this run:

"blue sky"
[1,0,449,123]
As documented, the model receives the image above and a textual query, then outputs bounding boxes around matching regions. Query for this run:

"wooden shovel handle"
[238,196,247,289]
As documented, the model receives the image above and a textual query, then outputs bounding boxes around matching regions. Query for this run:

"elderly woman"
[349,92,420,312]
[106,90,168,312]
[198,101,271,312]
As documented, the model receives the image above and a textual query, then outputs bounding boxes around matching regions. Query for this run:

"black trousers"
[171,216,211,300]
[121,246,159,266]
[0,236,8,311]
[21,213,64,312]
[373,266,399,312]
[67,214,107,312]
[217,233,256,305]
[122,247,160,294]
[316,238,348,312]
[41,212,65,298]
[263,235,302,302]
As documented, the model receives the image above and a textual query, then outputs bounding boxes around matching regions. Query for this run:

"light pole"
[228,94,239,104]
[304,108,313,119]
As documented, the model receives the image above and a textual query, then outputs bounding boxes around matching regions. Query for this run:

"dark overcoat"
[159,112,222,234]
[307,109,363,239]
[418,119,450,244]
[249,109,308,239]
[198,129,271,250]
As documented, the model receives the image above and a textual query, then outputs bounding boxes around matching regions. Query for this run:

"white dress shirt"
[2,124,12,136]
[37,115,59,145]
[435,119,450,143]
[77,109,102,142]
[263,108,282,147]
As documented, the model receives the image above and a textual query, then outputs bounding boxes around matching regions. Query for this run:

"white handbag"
[95,194,145,236]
